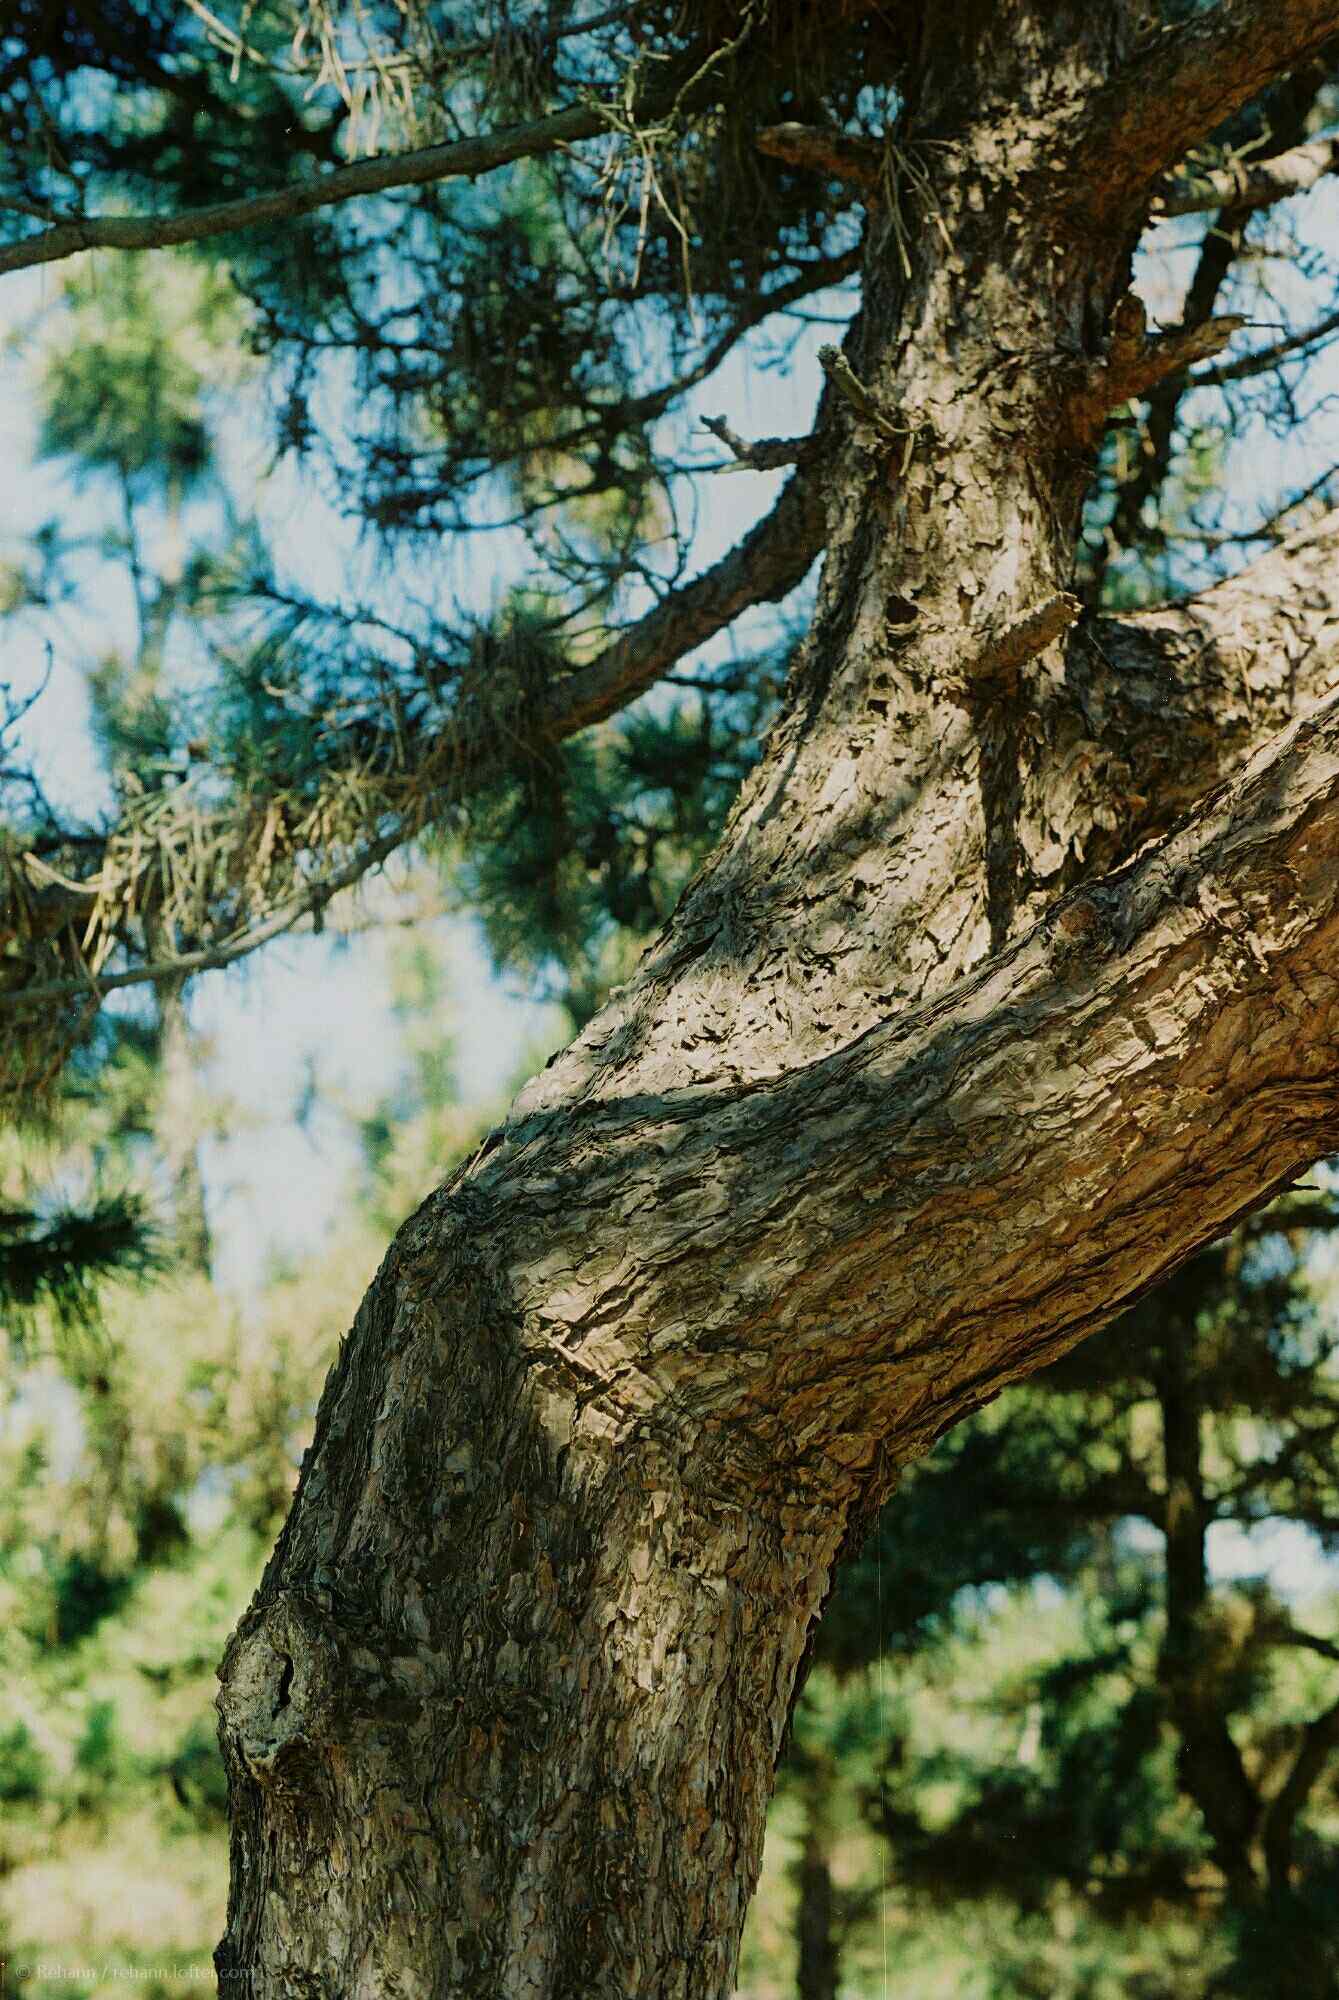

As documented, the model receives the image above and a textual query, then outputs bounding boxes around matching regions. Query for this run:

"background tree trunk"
[793,1755,840,2000]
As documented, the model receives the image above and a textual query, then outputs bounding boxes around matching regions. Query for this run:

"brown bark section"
[216,6,1339,1995]
[1071,0,1339,226]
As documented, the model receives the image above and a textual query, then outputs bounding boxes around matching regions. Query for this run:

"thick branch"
[754,123,884,191]
[1047,508,1339,889]
[490,685,1339,1477]
[1071,1,1339,224]
[1155,131,1339,215]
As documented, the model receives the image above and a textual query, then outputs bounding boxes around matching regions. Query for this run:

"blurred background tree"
[0,917,504,1997]
[763,1203,1339,2000]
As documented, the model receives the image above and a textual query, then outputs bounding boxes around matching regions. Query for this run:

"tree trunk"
[217,6,1339,1994]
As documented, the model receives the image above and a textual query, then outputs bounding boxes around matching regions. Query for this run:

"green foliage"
[0,1192,157,1342]
[758,1209,1339,1998]
[0,1719,47,1803]
[0,930,503,1992]
[458,647,787,1022]
[36,263,237,498]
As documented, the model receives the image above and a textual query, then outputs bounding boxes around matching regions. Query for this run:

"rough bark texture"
[216,5,1339,1995]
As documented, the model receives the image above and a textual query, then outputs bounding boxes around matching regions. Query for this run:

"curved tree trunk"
[216,5,1339,1994]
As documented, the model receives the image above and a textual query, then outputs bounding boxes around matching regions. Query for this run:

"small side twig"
[817,345,914,460]
[700,414,811,471]
[1152,134,1339,218]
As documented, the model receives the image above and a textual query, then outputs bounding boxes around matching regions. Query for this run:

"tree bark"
[216,6,1339,1994]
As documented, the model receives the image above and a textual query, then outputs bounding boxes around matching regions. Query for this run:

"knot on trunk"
[217,1590,353,1789]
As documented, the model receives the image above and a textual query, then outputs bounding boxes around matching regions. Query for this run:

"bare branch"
[700,414,812,470]
[1088,60,1328,602]
[1071,1,1339,224]
[1192,304,1339,384]
[1155,131,1339,216]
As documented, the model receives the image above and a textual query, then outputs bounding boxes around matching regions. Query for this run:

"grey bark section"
[216,5,1339,1995]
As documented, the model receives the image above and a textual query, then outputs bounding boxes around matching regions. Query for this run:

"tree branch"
[1070,1,1339,225]
[1155,131,1339,216]
[1090,55,1329,595]
[1267,1622,1339,1664]
[1063,292,1245,445]
[0,72,709,278]
[1261,1693,1339,1886]
[490,684,1339,1475]
[539,460,826,738]
[1047,507,1339,890]
[701,414,813,471]
[754,123,884,191]
[0,464,827,1005]
[1191,304,1339,385]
